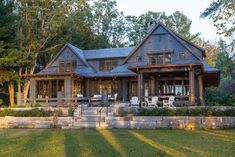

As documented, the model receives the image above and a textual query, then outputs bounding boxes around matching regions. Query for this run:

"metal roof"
[83,47,134,60]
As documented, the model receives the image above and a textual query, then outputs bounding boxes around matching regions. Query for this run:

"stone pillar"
[29,79,36,100]
[122,79,128,102]
[17,92,22,106]
[198,75,205,106]
[64,77,72,99]
[137,72,143,104]
[189,68,195,105]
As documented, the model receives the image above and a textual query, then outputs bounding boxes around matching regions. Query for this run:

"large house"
[25,22,219,106]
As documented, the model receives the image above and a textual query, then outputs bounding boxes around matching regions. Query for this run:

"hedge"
[0,108,62,117]
[136,107,235,117]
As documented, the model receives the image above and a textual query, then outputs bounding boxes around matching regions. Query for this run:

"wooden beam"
[137,72,143,105]
[189,68,195,105]
[198,75,205,106]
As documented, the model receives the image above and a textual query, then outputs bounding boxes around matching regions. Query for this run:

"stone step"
[72,122,108,128]
[76,116,105,122]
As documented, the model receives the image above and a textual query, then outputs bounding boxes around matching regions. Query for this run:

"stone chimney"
[147,20,156,32]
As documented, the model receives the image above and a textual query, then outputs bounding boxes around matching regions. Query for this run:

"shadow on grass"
[0,129,53,157]
[64,129,122,157]
[107,129,171,157]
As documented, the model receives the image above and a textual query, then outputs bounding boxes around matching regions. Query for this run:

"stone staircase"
[71,106,110,128]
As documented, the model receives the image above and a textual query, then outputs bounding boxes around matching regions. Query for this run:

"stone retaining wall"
[0,116,234,129]
[106,116,235,129]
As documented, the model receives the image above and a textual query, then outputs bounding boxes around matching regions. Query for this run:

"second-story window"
[71,61,77,71]
[100,59,118,71]
[66,62,71,72]
[136,56,143,62]
[59,61,65,72]
[148,53,172,65]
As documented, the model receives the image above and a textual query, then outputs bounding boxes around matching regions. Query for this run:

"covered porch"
[128,63,205,106]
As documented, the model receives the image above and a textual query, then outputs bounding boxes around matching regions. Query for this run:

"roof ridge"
[83,46,134,52]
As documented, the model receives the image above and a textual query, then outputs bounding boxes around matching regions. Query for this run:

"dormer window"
[65,62,71,72]
[59,60,77,72]
[136,56,143,62]
[71,61,77,71]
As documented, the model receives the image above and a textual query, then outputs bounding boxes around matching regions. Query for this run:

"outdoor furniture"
[108,93,118,102]
[163,96,176,109]
[90,94,102,102]
[147,96,159,107]
[130,96,140,107]
[77,94,88,102]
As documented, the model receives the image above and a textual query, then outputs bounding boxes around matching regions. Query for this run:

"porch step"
[72,122,108,128]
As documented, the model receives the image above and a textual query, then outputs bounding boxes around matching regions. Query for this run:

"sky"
[115,0,221,42]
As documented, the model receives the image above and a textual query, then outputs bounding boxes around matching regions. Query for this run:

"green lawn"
[0,129,234,157]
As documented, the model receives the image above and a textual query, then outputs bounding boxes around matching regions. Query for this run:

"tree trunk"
[18,67,22,93]
[8,83,14,106]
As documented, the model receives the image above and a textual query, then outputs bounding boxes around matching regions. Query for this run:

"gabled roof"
[123,22,204,64]
[45,43,90,69]
[83,47,134,60]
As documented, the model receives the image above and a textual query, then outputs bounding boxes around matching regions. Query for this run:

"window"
[148,53,172,65]
[156,54,164,64]
[99,59,118,71]
[165,54,172,64]
[136,56,142,62]
[179,52,186,59]
[66,62,71,72]
[59,61,65,72]
[158,79,189,96]
[71,61,77,71]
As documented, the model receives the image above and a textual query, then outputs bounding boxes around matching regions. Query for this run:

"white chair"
[90,94,102,101]
[130,96,140,107]
[147,96,159,107]
[108,93,118,102]
[163,96,176,110]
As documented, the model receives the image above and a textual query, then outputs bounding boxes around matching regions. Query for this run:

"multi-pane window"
[71,61,77,71]
[136,56,143,62]
[179,52,186,59]
[99,59,118,71]
[59,61,76,72]
[148,53,172,65]
[59,61,65,72]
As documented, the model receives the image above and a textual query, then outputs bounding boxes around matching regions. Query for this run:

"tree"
[126,11,200,45]
[193,37,219,66]
[201,0,235,50]
[0,0,19,106]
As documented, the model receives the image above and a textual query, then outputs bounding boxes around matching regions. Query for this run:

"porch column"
[29,79,36,101]
[189,67,195,105]
[137,72,143,104]
[85,79,90,97]
[150,79,155,96]
[122,79,128,102]
[198,75,205,106]
[64,77,72,98]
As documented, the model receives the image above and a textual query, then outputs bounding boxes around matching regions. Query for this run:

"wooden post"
[137,72,143,105]
[189,67,195,105]
[198,75,205,106]
[150,79,155,96]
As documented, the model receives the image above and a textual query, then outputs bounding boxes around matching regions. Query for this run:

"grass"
[0,129,234,157]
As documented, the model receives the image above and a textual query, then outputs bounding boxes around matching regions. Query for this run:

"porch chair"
[147,96,159,107]
[90,94,102,101]
[163,96,176,110]
[108,93,118,102]
[130,96,140,107]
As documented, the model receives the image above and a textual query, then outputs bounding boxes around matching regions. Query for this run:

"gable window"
[66,62,71,72]
[71,61,77,71]
[100,59,118,71]
[148,53,172,65]
[59,61,65,72]
[179,52,186,59]
[136,56,143,62]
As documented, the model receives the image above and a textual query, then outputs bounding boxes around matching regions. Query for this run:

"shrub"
[136,107,235,116]
[0,108,62,117]
[68,108,74,116]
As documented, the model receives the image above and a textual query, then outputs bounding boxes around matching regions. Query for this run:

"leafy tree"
[201,0,235,50]
[126,11,200,45]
